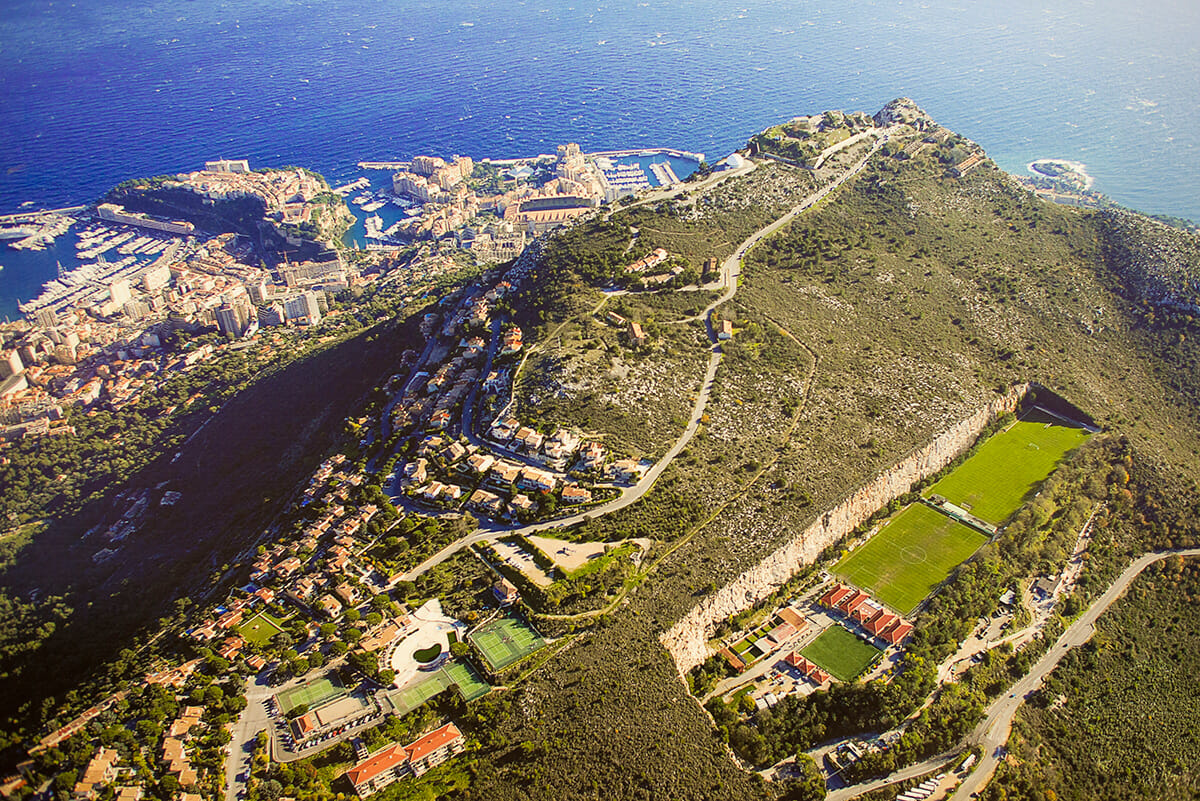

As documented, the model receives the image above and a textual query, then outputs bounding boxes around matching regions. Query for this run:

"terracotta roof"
[821,584,851,607]
[407,722,463,763]
[839,590,870,614]
[883,622,913,645]
[346,743,408,787]
[777,607,807,630]
[865,613,898,636]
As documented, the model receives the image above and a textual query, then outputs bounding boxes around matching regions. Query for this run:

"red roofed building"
[345,722,465,797]
[820,584,852,608]
[777,607,807,631]
[865,613,899,637]
[851,602,883,625]
[216,609,244,630]
[345,743,409,797]
[406,722,465,776]
[839,590,870,615]
[882,621,914,646]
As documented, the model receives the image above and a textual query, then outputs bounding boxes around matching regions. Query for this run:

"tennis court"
[386,671,453,716]
[444,662,491,701]
[276,674,346,714]
[385,662,492,715]
[469,617,547,672]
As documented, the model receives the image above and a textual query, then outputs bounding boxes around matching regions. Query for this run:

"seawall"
[659,383,1030,675]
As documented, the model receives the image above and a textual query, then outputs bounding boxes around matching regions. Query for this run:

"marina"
[17,222,188,318]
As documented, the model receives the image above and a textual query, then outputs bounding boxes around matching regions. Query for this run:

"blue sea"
[1,0,1197,318]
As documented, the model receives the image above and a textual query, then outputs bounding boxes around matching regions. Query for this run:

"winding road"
[949,547,1200,799]
[392,133,890,585]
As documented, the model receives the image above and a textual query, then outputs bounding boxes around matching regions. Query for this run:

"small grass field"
[924,412,1090,524]
[236,611,287,647]
[469,617,547,672]
[834,503,988,615]
[801,626,882,682]
[276,674,346,714]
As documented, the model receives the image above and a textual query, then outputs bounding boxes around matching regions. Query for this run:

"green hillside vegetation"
[7,103,1200,800]
[984,556,1200,801]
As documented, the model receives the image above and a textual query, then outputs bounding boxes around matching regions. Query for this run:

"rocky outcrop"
[660,384,1030,675]
[873,97,935,131]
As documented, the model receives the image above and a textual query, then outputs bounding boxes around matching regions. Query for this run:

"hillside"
[447,99,1200,800]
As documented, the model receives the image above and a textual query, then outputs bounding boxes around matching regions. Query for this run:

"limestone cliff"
[660,383,1029,675]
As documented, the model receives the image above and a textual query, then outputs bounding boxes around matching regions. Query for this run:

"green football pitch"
[469,617,547,672]
[924,414,1090,524]
[834,503,988,615]
[801,626,882,681]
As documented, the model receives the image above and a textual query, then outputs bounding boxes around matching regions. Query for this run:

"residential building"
[561,484,592,504]
[345,723,465,797]
[493,578,519,605]
[283,291,323,325]
[517,466,556,493]
[468,489,505,517]
[72,747,120,799]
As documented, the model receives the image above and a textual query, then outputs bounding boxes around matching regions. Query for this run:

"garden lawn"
[236,610,287,647]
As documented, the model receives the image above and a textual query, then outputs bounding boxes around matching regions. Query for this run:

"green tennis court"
[469,617,547,672]
[444,662,491,701]
[387,671,453,716]
[276,674,346,714]
[385,662,492,714]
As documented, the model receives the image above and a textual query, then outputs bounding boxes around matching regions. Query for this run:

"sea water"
[1,0,1197,316]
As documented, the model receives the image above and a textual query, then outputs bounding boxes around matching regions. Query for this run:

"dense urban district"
[1,99,1199,801]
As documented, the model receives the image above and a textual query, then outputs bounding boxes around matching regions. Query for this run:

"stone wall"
[660,383,1030,675]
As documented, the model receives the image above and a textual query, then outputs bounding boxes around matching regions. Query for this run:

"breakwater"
[659,383,1030,674]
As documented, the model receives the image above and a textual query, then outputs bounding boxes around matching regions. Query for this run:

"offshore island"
[0,98,1199,801]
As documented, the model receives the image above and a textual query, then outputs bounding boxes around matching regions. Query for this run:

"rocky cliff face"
[660,384,1030,675]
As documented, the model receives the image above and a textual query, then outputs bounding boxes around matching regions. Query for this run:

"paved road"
[224,673,275,801]
[950,547,1200,800]
[826,751,959,801]
[393,137,890,585]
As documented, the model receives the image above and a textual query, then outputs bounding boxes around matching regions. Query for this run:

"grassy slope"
[924,418,1091,523]
[834,503,987,615]
[10,114,1200,798]
[453,127,1200,800]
